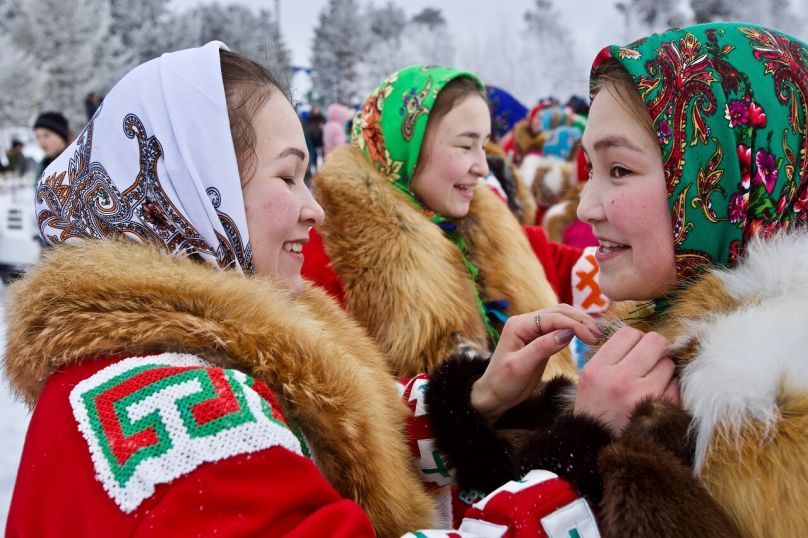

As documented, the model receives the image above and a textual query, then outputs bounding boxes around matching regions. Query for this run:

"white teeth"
[599,240,624,248]
[283,242,303,253]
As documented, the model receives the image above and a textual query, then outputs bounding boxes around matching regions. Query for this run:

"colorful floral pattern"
[592,23,808,280]
[352,65,482,200]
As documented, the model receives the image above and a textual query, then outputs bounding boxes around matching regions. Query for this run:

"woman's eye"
[281,177,295,187]
[458,145,472,150]
[610,165,632,178]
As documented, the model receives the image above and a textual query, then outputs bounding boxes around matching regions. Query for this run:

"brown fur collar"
[512,118,546,157]
[3,240,436,537]
[313,145,575,379]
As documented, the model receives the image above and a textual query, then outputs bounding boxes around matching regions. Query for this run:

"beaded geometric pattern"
[70,353,303,512]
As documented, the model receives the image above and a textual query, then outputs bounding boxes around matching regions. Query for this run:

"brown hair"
[414,76,488,174]
[219,50,290,182]
[591,59,656,142]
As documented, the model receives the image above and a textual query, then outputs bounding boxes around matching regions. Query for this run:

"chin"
[444,203,471,219]
[277,274,304,295]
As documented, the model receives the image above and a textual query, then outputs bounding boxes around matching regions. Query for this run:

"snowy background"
[0,296,29,529]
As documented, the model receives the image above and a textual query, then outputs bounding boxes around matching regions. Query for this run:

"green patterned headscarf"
[351,65,504,344]
[591,23,808,281]
[352,64,484,203]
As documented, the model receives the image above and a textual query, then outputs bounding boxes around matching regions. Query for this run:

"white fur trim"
[678,232,808,468]
[518,154,543,190]
[541,199,572,224]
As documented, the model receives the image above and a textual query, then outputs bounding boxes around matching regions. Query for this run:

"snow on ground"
[0,294,30,529]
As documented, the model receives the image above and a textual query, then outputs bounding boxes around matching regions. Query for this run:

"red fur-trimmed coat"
[3,241,436,538]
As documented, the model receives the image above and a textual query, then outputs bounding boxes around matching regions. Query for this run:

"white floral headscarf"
[36,41,253,271]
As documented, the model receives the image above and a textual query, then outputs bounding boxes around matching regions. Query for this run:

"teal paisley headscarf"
[591,23,808,284]
[351,65,504,344]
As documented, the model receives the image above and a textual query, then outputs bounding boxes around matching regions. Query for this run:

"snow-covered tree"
[159,3,290,79]
[356,2,407,96]
[0,33,44,127]
[356,5,455,98]
[690,0,733,23]
[411,7,446,29]
[521,0,585,100]
[615,0,691,42]
[13,0,115,129]
[404,8,455,67]
[108,0,170,64]
[743,0,804,37]
[311,0,368,105]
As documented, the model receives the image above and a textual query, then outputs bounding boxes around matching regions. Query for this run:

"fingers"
[662,377,681,406]
[590,326,645,365]
[620,331,672,377]
[502,307,601,350]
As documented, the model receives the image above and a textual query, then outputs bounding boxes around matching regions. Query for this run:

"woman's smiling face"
[577,84,677,301]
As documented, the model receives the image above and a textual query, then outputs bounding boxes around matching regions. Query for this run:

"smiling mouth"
[282,241,303,253]
[596,240,630,261]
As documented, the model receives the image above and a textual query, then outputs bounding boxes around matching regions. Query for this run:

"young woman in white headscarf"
[4,43,440,537]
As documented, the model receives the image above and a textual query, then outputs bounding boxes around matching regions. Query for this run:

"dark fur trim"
[487,154,523,221]
[495,375,575,430]
[598,435,741,538]
[425,352,520,492]
[622,398,695,466]
[516,412,614,505]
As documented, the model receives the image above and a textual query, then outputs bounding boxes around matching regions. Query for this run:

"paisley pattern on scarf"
[592,23,808,280]
[37,110,251,271]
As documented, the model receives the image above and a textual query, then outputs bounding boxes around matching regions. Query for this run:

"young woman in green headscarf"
[302,66,593,383]
[430,22,808,537]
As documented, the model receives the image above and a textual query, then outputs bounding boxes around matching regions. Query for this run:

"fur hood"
[604,232,808,537]
[313,145,575,379]
[3,240,436,537]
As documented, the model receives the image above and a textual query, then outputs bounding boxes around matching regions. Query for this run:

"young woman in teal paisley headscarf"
[449,22,808,537]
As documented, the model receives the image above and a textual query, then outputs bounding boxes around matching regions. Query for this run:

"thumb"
[509,329,575,376]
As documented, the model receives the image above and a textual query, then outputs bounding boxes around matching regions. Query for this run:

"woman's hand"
[471,304,601,424]
[573,326,680,434]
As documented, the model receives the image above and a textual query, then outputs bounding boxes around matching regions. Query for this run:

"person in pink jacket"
[322,102,353,157]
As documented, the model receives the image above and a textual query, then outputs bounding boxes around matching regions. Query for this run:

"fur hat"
[33,112,69,142]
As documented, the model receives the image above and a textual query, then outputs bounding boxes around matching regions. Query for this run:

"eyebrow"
[589,135,644,153]
[278,147,307,160]
[457,131,491,140]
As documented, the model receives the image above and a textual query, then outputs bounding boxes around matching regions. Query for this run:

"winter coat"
[3,240,437,538]
[322,104,353,157]
[428,231,808,537]
[302,145,580,379]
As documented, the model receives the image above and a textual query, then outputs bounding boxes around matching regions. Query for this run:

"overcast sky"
[168,0,625,68]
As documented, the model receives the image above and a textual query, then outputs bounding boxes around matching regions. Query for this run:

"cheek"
[245,186,297,245]
[440,154,470,184]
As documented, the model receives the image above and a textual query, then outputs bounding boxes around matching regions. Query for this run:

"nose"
[576,179,604,224]
[300,186,325,227]
[471,149,489,178]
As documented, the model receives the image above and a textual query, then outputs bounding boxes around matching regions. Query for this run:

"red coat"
[303,226,582,307]
[7,356,374,537]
